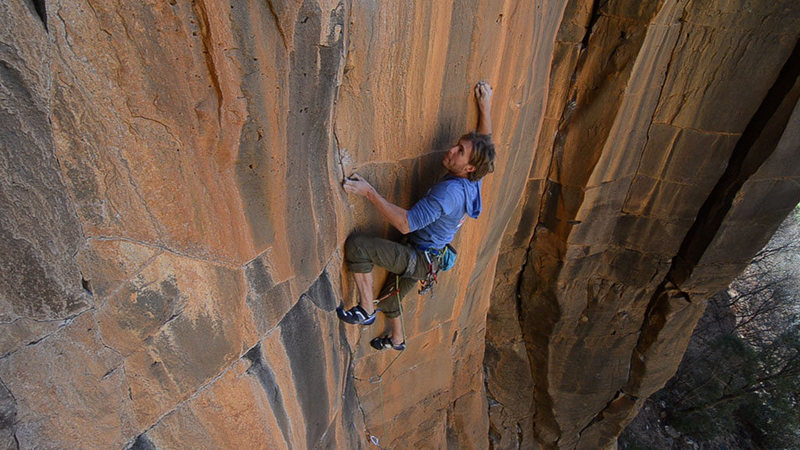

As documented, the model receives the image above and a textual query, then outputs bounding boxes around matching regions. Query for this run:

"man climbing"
[337,81,495,351]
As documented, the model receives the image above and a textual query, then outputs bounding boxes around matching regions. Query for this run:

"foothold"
[81,276,93,295]
[128,434,156,450]
[31,0,47,29]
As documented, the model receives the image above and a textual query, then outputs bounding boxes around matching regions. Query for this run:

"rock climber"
[337,81,495,351]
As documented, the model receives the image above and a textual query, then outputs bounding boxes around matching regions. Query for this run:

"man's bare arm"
[475,81,493,135]
[343,174,411,234]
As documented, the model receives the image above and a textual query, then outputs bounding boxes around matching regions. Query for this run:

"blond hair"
[464,132,495,181]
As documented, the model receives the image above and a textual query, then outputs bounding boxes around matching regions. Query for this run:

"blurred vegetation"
[659,205,800,447]
[622,204,800,448]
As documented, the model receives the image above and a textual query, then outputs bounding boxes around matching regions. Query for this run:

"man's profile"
[338,81,495,351]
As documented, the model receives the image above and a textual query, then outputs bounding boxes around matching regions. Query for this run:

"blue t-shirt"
[407,175,482,249]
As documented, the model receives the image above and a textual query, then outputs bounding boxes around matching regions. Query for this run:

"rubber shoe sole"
[336,305,376,325]
[370,336,405,351]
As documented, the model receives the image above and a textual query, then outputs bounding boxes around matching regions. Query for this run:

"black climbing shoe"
[370,336,406,351]
[336,305,376,325]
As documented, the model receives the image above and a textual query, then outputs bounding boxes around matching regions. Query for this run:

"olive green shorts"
[344,234,429,318]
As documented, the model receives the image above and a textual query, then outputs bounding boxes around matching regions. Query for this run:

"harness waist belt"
[415,244,446,254]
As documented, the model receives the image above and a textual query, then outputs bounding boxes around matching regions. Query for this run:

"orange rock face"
[487,0,800,448]
[1,1,799,449]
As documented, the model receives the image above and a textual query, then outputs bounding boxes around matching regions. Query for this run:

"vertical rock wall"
[337,2,568,448]
[1,0,563,448]
[486,0,800,448]
[1,0,799,449]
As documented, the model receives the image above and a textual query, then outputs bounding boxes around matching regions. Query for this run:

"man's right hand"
[343,173,374,198]
[343,173,411,234]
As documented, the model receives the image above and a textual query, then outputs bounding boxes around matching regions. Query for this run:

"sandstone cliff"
[0,0,798,449]
[486,0,800,448]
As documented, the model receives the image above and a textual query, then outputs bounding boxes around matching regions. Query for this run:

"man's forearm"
[477,106,492,135]
[475,82,493,135]
[367,188,411,234]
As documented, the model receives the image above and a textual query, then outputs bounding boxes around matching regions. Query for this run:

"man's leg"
[353,272,374,314]
[388,316,404,346]
[342,234,416,323]
[376,275,420,346]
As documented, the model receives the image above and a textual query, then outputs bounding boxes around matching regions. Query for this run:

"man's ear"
[465,165,476,173]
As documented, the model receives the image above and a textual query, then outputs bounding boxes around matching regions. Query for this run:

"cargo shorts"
[344,234,429,318]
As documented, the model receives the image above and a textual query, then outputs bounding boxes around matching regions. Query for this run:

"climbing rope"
[362,247,452,446]
[367,276,407,449]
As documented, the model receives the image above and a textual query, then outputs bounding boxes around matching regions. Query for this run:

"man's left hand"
[475,81,492,112]
[343,173,374,198]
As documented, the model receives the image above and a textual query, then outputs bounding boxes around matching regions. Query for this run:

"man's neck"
[447,171,468,179]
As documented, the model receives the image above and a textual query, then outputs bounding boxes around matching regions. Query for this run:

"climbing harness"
[370,244,458,301]
[418,244,457,296]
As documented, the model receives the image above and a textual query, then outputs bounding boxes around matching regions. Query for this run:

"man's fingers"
[475,82,492,99]
[343,183,359,195]
[343,174,367,196]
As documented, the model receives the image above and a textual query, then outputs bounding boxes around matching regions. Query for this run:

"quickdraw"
[373,284,401,304]
[418,250,439,295]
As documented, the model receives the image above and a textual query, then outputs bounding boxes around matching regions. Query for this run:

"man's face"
[443,138,476,178]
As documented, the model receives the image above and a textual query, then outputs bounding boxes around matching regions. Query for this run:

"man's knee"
[377,299,401,318]
[345,234,373,273]
[345,234,366,256]
[381,308,401,319]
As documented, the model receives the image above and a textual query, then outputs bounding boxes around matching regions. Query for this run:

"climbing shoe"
[336,305,376,325]
[370,336,406,351]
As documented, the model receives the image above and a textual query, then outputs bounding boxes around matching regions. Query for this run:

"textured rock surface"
[486,0,800,448]
[1,1,798,449]
[0,0,557,447]
[0,0,90,358]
